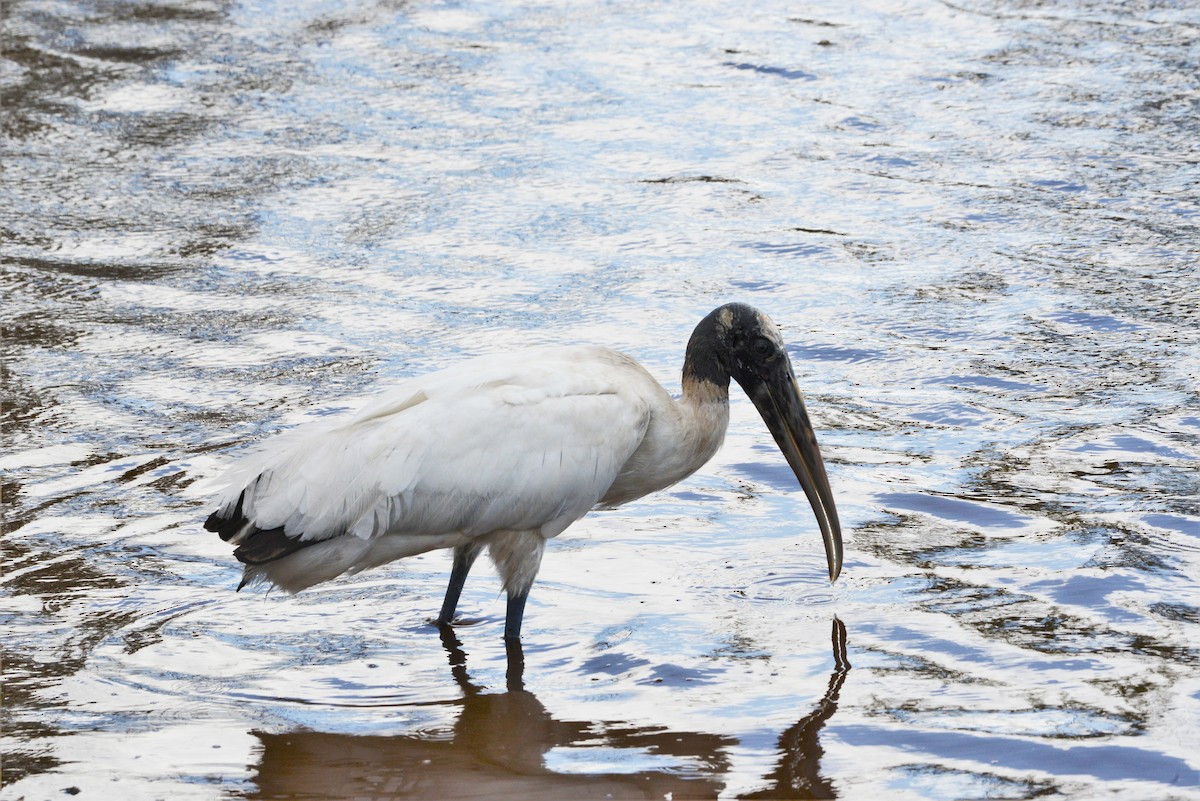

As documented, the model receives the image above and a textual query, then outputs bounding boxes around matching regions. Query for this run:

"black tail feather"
[204,490,248,541]
[233,526,317,566]
[206,487,323,570]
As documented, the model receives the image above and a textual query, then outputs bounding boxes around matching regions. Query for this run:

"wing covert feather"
[215,347,655,545]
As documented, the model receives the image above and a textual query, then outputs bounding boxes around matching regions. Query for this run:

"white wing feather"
[214,346,653,546]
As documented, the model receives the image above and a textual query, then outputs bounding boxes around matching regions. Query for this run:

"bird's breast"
[599,390,729,508]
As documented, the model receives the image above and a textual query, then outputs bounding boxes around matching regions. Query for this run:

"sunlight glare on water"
[2,0,1199,798]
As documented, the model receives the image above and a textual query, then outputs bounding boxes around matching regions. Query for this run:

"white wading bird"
[206,304,843,639]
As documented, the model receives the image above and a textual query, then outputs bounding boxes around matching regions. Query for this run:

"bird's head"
[687,303,844,582]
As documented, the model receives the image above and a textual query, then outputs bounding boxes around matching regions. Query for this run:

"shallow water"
[3,0,1199,798]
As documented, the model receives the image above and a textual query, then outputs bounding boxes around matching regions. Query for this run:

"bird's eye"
[751,337,774,360]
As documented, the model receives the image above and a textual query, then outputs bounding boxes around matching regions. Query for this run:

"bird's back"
[209,346,662,562]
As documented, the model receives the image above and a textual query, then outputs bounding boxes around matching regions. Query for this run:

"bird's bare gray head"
[684,303,844,581]
[684,302,789,389]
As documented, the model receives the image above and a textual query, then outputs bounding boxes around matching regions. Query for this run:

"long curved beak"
[744,365,843,581]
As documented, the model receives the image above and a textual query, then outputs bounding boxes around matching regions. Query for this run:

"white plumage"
[206,304,841,639]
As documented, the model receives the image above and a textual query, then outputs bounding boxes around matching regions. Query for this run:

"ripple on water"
[876,492,1035,531]
[886,765,1054,801]
[893,706,1133,739]
[4,0,1200,796]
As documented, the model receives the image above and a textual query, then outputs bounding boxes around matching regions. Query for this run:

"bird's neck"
[679,373,731,466]
[677,313,732,462]
[681,313,730,390]
[681,373,730,408]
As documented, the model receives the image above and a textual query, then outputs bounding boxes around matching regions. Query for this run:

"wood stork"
[205,303,843,639]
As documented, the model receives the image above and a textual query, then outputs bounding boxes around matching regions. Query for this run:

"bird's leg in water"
[505,590,529,640]
[505,637,526,690]
[437,542,483,625]
[488,530,545,640]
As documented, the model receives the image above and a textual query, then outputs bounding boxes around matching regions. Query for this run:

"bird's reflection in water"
[741,618,851,800]
[246,620,850,800]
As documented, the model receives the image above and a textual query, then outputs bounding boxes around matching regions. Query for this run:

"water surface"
[3,0,1199,798]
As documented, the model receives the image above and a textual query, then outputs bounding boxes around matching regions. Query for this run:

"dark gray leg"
[504,636,525,691]
[437,542,482,626]
[504,588,529,640]
[487,531,544,641]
